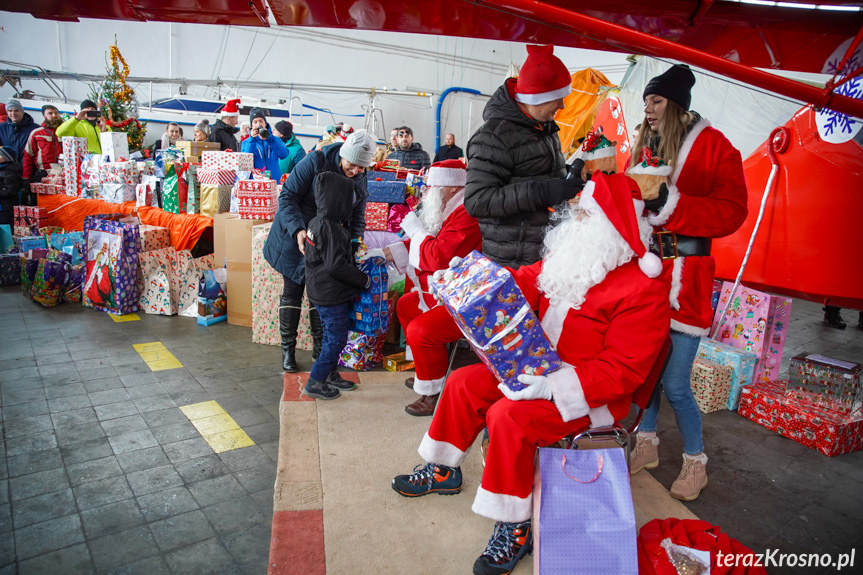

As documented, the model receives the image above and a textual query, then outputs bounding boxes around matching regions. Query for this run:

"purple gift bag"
[533,447,637,574]
[82,214,141,315]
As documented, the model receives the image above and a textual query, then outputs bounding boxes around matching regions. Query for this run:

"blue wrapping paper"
[367,170,397,182]
[367,180,407,203]
[82,214,141,315]
[431,250,561,391]
[696,338,758,410]
[351,258,389,336]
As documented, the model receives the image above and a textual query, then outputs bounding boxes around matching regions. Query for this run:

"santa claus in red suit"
[370,159,482,416]
[392,172,670,575]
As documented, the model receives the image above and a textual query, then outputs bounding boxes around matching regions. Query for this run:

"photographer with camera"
[56,99,110,154]
[241,107,288,182]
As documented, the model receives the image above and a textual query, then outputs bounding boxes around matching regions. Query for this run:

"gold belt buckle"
[654,230,679,261]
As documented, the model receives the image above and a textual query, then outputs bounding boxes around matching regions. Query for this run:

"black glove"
[565,159,586,192]
[644,183,669,213]
[545,178,580,206]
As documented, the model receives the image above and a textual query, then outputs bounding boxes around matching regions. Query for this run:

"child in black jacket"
[0,147,23,226]
[302,171,370,399]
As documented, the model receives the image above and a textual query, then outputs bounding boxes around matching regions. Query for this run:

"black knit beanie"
[643,64,696,111]
[275,120,293,139]
[80,99,98,110]
[249,107,266,125]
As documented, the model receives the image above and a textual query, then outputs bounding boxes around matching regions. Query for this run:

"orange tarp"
[555,68,616,155]
[37,195,213,252]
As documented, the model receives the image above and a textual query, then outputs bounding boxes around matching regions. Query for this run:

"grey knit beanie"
[339,129,376,167]
[194,119,211,137]
[5,99,22,111]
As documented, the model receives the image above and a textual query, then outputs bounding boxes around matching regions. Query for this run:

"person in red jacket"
[23,105,63,181]
[391,172,670,575]
[368,160,483,415]
[627,64,748,502]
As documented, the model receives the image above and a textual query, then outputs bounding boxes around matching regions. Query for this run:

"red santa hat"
[427,159,466,187]
[579,171,663,278]
[514,45,572,105]
[221,98,241,117]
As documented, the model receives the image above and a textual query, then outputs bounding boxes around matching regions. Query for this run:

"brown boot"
[670,455,708,501]
[405,377,415,390]
[405,394,439,416]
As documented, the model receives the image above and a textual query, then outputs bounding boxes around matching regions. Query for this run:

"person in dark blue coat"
[263,129,376,373]
[241,107,289,181]
[0,100,39,164]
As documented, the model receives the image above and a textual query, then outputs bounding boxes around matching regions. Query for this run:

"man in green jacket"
[273,120,307,181]
[56,99,110,154]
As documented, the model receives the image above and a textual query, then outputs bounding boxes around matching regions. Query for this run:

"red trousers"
[396,292,463,395]
[419,363,590,523]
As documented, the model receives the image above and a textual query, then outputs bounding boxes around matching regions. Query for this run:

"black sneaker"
[301,377,340,400]
[392,462,462,497]
[473,520,532,575]
[326,368,356,391]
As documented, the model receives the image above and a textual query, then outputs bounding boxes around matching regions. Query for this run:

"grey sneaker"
[629,435,659,475]
[670,455,708,501]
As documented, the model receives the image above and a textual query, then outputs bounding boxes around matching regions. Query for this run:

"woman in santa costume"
[628,64,748,501]
[392,173,670,575]
[367,159,482,416]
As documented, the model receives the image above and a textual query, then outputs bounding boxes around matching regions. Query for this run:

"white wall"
[0,11,629,150]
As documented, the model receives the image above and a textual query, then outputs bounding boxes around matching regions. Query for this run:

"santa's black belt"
[650,231,712,260]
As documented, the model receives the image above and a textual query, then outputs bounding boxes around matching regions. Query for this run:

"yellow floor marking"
[179,400,255,453]
[132,342,184,371]
[110,313,140,322]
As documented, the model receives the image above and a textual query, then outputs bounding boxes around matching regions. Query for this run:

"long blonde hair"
[630,100,697,169]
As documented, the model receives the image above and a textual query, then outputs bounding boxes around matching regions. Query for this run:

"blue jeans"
[640,330,704,455]
[309,302,351,382]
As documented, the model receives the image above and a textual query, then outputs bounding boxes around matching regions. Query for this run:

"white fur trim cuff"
[670,319,710,337]
[418,432,469,468]
[514,84,571,106]
[408,233,432,269]
[626,163,672,176]
[548,364,590,423]
[582,146,618,160]
[647,183,680,227]
[428,168,466,188]
[405,345,413,361]
[472,485,533,523]
[387,241,409,274]
[669,257,684,310]
[588,405,615,429]
[414,375,445,395]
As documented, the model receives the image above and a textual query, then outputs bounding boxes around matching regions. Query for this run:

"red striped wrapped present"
[197,169,236,186]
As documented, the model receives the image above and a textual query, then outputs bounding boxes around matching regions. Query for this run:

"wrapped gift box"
[136,183,152,208]
[237,179,278,220]
[16,236,48,252]
[201,151,254,172]
[383,352,415,372]
[138,225,171,253]
[696,339,758,410]
[785,353,863,417]
[350,259,388,335]
[251,223,314,349]
[138,247,176,315]
[199,184,233,218]
[100,183,136,204]
[99,132,130,162]
[711,282,792,383]
[365,202,390,231]
[690,359,733,413]
[198,168,237,186]
[155,148,185,178]
[176,140,220,156]
[197,268,228,326]
[62,137,87,197]
[738,381,863,457]
[137,161,156,180]
[387,204,411,233]
[100,161,139,185]
[431,250,562,391]
[0,254,21,286]
[367,170,397,182]
[363,230,401,249]
[339,331,386,371]
[367,180,407,203]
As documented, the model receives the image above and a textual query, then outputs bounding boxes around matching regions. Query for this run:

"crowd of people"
[260,44,750,575]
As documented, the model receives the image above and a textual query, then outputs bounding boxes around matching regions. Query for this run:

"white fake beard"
[418,186,446,236]
[538,205,652,309]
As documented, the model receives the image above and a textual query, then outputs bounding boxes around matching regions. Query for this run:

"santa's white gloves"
[513,365,590,422]
[399,212,427,239]
[359,248,385,263]
[502,375,553,401]
[448,256,463,268]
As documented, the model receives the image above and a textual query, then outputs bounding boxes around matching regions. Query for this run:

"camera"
[86,110,102,118]
[258,128,269,140]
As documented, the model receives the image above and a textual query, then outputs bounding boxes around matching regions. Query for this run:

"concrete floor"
[0,287,861,574]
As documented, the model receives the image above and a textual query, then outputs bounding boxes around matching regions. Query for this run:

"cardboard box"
[176,141,220,156]
[213,213,238,268]
[225,217,269,327]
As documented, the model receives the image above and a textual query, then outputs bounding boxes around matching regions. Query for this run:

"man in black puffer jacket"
[387,126,431,171]
[465,45,584,269]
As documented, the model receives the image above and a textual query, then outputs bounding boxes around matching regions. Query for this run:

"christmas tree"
[88,41,147,152]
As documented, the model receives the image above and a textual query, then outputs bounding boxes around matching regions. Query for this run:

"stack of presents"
[30,133,278,222]
[689,281,863,456]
